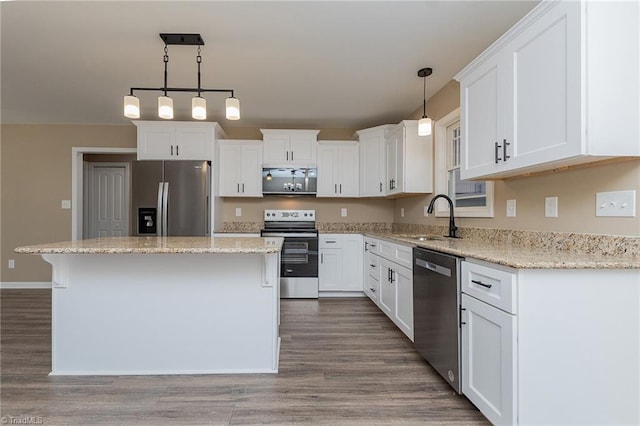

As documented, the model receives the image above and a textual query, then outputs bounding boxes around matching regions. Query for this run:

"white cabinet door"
[462,294,516,426]
[137,126,176,160]
[239,142,263,197]
[336,143,359,197]
[342,234,363,291]
[262,134,289,164]
[393,264,413,341]
[175,126,212,160]
[319,249,342,291]
[378,259,395,318]
[289,134,317,166]
[218,140,262,197]
[316,145,338,196]
[357,126,391,197]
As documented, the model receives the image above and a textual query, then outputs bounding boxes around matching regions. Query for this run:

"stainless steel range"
[260,209,319,298]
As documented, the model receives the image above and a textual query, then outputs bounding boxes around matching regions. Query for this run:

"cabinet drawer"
[364,237,380,255]
[319,234,342,249]
[462,260,517,314]
[379,240,413,269]
[366,253,379,279]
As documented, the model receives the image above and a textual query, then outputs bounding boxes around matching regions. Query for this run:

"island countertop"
[15,236,283,255]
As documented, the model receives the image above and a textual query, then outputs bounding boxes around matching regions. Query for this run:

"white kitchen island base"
[41,250,281,375]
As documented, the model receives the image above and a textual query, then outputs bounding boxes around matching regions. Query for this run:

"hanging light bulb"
[226,96,240,120]
[417,67,433,136]
[158,96,173,119]
[192,96,207,120]
[123,95,140,119]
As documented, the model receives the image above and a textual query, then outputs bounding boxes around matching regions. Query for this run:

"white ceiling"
[1,1,537,130]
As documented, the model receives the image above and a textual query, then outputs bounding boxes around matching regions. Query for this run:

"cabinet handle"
[494,141,501,163]
[503,139,510,161]
[369,243,376,248]
[370,264,375,268]
[380,182,383,192]
[335,184,337,194]
[176,145,179,156]
[321,253,324,263]
[387,268,391,282]
[291,151,294,161]
[370,288,376,293]
[364,242,369,251]
[237,183,240,193]
[471,279,492,289]
[171,145,174,156]
[286,151,289,161]
[390,269,395,283]
[325,240,337,244]
[460,307,467,326]
[242,183,245,193]
[339,183,342,194]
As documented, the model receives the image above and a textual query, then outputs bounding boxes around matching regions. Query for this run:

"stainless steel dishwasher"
[413,247,462,393]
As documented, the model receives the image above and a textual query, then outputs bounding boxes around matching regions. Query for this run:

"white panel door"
[289,134,316,166]
[378,259,395,318]
[319,249,342,291]
[89,164,129,238]
[262,135,289,164]
[342,234,363,291]
[359,132,386,196]
[175,126,211,160]
[218,143,241,196]
[316,145,338,196]
[336,144,359,197]
[239,143,263,197]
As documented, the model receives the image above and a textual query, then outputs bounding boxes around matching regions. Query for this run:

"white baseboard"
[319,291,366,298]
[0,282,52,289]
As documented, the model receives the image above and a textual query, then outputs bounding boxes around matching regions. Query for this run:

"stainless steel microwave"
[262,168,317,195]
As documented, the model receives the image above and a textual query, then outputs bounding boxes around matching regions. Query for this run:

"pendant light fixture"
[124,33,241,121]
[417,67,433,136]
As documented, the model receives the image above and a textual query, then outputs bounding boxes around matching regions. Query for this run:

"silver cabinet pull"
[176,145,179,156]
[503,139,510,161]
[495,141,501,163]
[170,145,174,156]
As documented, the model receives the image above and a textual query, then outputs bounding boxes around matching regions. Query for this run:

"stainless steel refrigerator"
[131,161,210,236]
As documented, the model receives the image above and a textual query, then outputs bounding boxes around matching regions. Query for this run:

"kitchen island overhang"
[15,236,283,376]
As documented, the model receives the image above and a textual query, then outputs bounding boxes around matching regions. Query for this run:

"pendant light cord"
[163,44,169,97]
[196,45,202,98]
[422,74,427,119]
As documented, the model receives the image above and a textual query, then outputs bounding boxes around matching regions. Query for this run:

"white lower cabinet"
[318,234,363,294]
[461,258,640,425]
[364,237,413,341]
[461,293,516,426]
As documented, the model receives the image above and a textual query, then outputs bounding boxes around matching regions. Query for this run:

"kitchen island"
[15,236,283,375]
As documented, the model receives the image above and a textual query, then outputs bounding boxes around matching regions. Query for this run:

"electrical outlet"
[8,259,15,269]
[400,207,405,217]
[596,190,636,217]
[235,207,242,217]
[506,199,516,217]
[61,200,71,209]
[424,206,429,217]
[341,208,347,217]
[545,197,558,218]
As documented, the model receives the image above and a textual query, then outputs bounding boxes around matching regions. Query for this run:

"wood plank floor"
[1,290,487,425]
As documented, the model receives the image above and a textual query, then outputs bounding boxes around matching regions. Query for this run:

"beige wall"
[2,94,638,283]
[396,80,640,236]
[1,125,137,282]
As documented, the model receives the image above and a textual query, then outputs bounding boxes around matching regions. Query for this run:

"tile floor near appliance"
[0,290,487,425]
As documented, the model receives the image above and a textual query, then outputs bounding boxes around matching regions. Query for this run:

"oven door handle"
[261,232,318,238]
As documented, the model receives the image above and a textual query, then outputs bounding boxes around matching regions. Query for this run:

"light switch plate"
[545,197,558,218]
[235,207,242,217]
[596,190,636,217]
[8,259,15,269]
[400,207,405,217]
[424,206,429,217]
[61,200,71,209]
[506,199,516,217]
[341,208,347,217]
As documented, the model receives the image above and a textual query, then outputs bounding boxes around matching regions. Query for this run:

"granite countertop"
[15,236,283,255]
[365,233,640,269]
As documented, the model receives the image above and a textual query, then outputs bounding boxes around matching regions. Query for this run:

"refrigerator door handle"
[162,182,169,236]
[156,182,164,236]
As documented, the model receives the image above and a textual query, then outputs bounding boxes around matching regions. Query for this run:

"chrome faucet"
[427,194,459,238]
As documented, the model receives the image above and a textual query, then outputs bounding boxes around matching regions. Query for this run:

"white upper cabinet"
[260,129,319,167]
[455,0,640,179]
[218,140,263,197]
[134,121,225,161]
[356,125,394,197]
[317,141,359,197]
[384,121,433,197]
